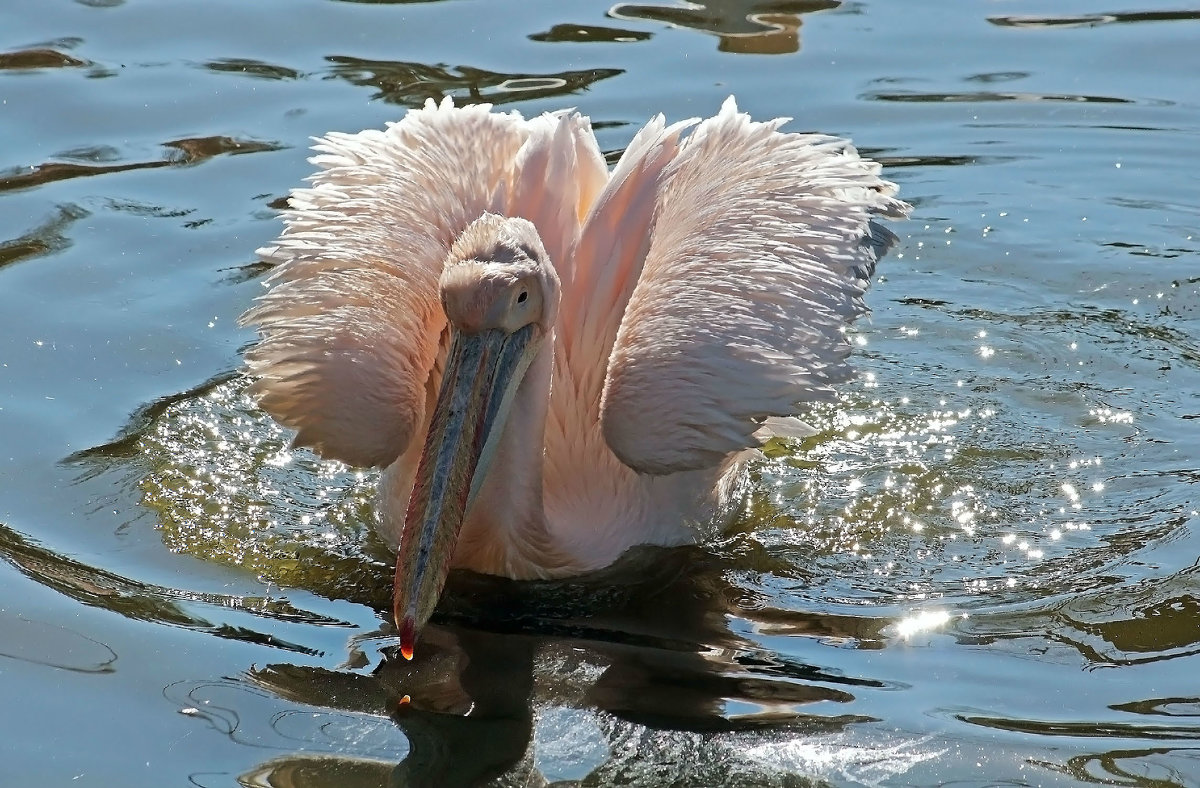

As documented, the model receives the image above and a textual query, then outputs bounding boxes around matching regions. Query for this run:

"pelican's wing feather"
[242,98,533,468]
[555,113,697,409]
[601,98,909,475]
[508,110,609,281]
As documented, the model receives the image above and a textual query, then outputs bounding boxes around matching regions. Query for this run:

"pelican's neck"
[452,337,560,577]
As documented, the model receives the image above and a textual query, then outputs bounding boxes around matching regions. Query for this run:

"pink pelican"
[242,97,908,659]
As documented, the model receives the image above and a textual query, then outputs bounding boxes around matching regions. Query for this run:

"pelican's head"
[394,214,557,659]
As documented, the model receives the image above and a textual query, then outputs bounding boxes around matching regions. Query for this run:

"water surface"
[2,1,1199,785]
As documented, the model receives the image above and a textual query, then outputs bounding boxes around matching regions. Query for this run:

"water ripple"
[989,10,1200,29]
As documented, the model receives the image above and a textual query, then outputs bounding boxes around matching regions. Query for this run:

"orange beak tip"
[399,615,416,661]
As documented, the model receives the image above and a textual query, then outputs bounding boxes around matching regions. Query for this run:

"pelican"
[242,97,908,659]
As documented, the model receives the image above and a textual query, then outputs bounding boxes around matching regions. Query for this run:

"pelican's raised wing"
[554,113,698,413]
[243,98,601,468]
[601,98,910,475]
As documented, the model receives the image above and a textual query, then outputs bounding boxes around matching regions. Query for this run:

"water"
[2,1,1199,785]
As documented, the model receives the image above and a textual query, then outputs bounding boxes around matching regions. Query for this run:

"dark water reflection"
[244,548,894,786]
[1052,748,1200,788]
[864,90,1137,105]
[611,0,839,54]
[528,24,652,45]
[205,58,304,82]
[0,203,89,268]
[0,136,281,194]
[324,57,623,106]
[0,45,90,70]
[987,10,1200,29]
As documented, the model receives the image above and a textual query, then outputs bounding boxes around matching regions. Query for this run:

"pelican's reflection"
[245,547,889,786]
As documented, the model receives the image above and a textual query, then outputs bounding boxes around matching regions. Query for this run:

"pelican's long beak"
[394,323,540,659]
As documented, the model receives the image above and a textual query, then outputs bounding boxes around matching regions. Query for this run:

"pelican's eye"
[517,291,528,304]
